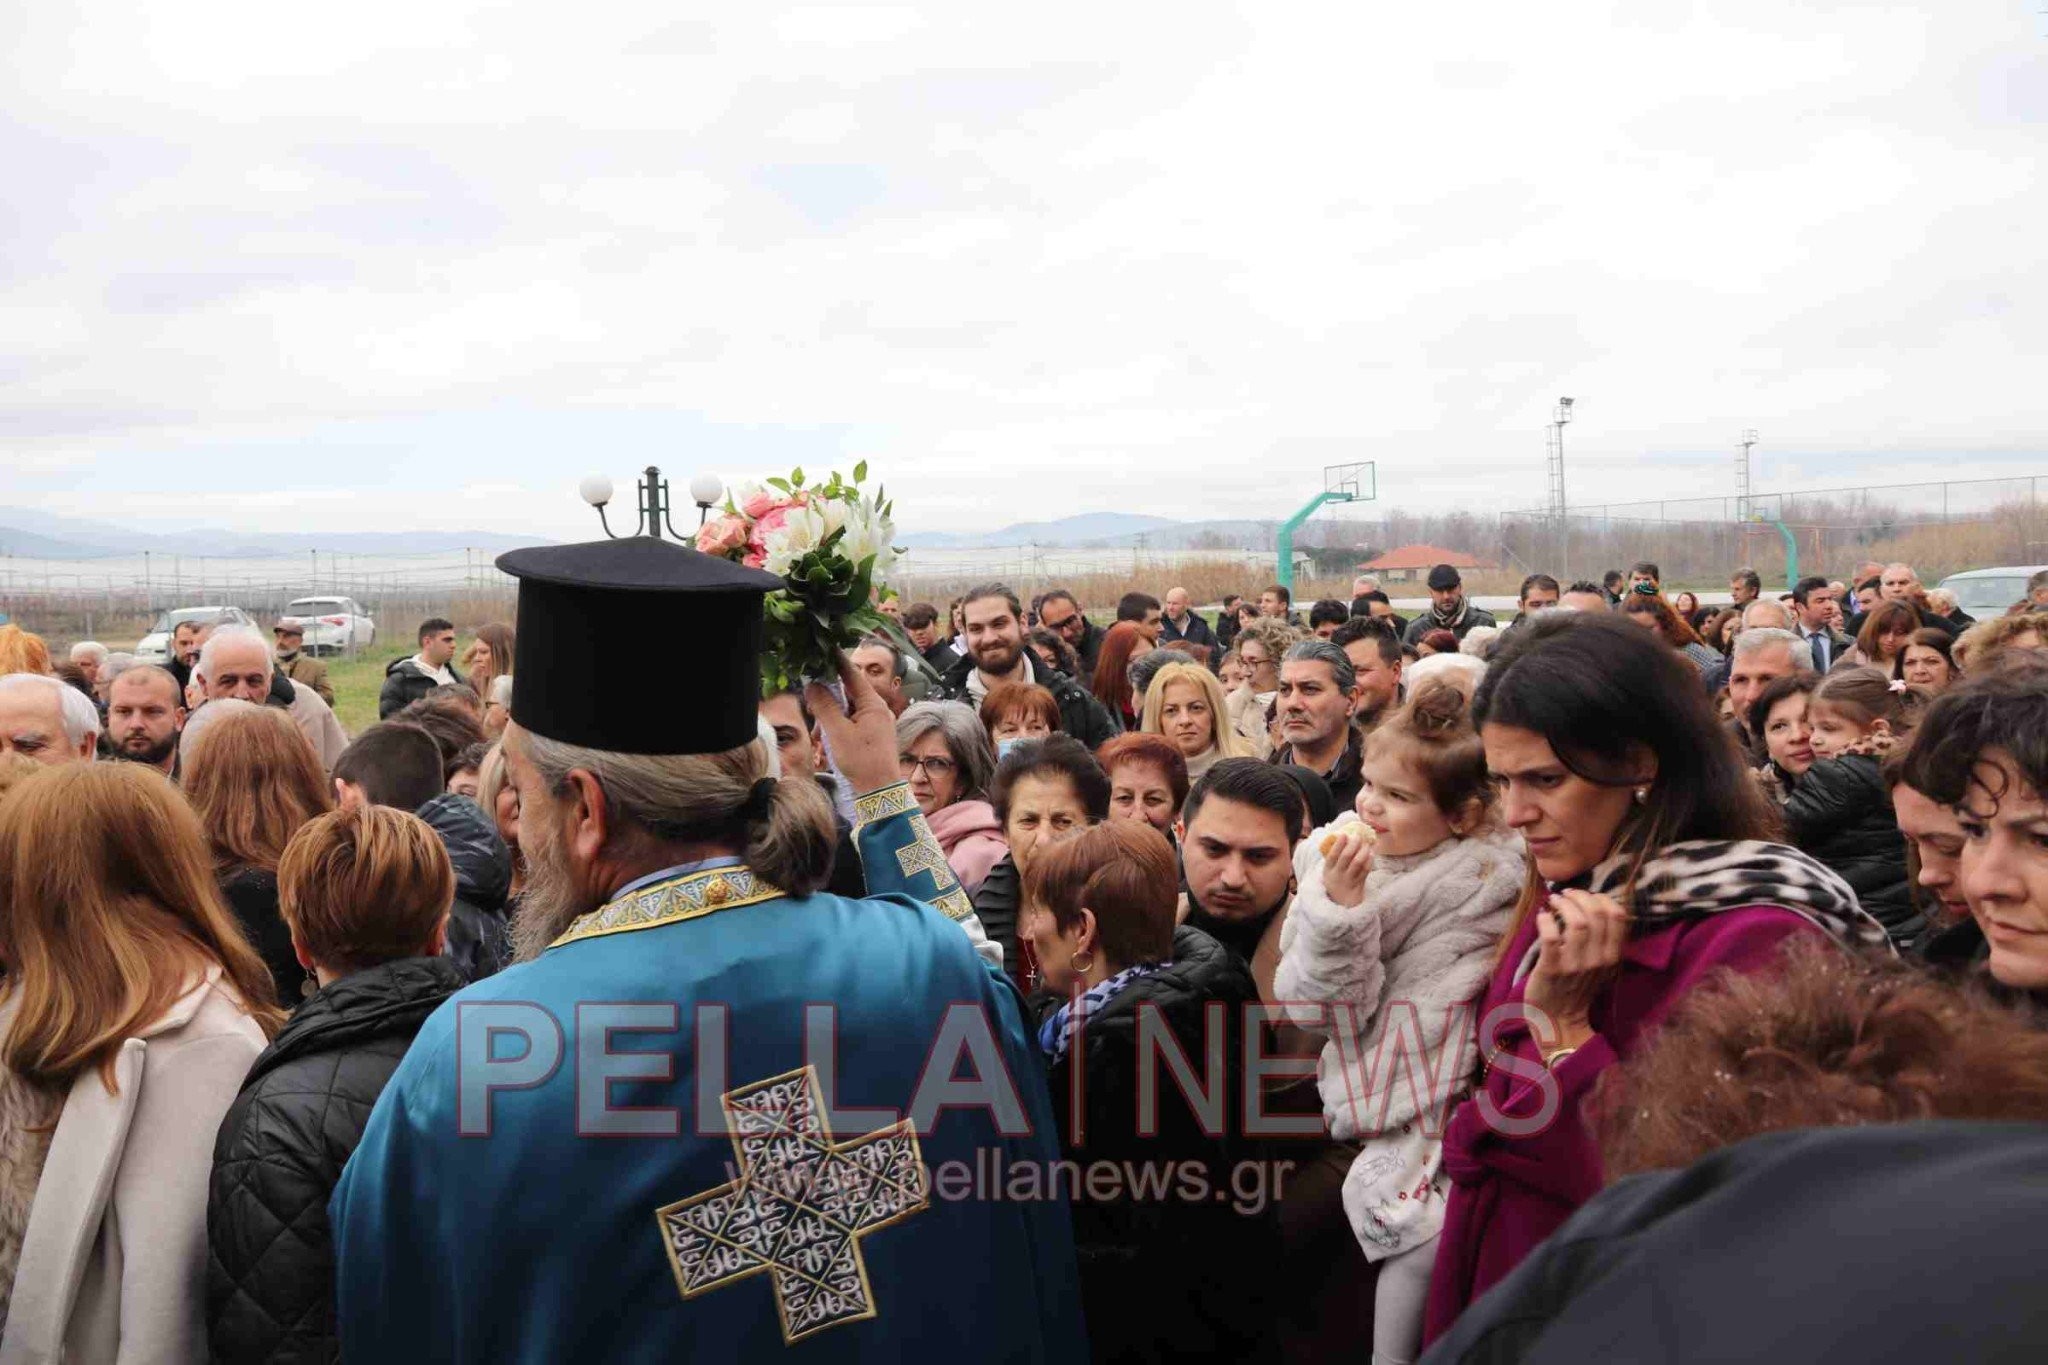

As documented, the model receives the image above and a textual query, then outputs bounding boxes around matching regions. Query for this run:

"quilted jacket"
[1779,752,1924,946]
[413,792,513,982]
[206,956,467,1362]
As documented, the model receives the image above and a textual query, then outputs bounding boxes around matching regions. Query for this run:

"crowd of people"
[0,539,2046,1362]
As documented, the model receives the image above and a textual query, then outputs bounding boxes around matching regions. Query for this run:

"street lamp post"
[581,467,723,539]
[1548,397,1575,576]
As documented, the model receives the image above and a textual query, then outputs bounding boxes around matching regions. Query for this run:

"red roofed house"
[1359,544,1498,584]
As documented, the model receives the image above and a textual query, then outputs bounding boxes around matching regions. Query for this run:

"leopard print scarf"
[1514,838,1891,982]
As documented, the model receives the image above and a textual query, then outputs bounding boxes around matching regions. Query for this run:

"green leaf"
[767,477,791,493]
[853,459,868,484]
[791,467,805,488]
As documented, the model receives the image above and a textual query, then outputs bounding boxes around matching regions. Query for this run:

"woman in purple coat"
[1423,613,1889,1346]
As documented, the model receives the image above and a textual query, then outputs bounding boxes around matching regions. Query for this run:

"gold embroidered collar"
[550,864,786,949]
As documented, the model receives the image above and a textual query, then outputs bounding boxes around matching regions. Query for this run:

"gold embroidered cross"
[894,837,953,884]
[655,1067,928,1344]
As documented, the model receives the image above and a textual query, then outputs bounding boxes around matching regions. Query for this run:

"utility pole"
[1737,429,1758,521]
[1548,398,1575,575]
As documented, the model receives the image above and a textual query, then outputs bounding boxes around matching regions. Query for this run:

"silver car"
[1936,565,2048,620]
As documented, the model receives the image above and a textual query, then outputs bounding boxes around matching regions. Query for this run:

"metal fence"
[1502,476,2048,587]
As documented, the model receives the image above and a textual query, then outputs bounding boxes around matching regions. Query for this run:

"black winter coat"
[1160,611,1216,652]
[414,792,514,981]
[1034,926,1277,1363]
[1780,753,1924,945]
[376,656,449,719]
[940,653,1123,749]
[219,867,304,1007]
[973,854,1025,991]
[207,956,468,1363]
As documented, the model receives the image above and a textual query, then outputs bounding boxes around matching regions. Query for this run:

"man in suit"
[1790,576,1851,673]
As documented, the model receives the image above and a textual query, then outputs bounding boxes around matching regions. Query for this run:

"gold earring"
[1071,950,1094,975]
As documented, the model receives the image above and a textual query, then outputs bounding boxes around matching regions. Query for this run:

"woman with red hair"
[1621,591,1722,677]
[1089,622,1150,730]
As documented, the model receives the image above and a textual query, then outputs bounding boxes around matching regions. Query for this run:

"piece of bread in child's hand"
[1319,825,1377,858]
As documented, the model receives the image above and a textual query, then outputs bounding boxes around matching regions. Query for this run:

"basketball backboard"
[1325,461,1377,501]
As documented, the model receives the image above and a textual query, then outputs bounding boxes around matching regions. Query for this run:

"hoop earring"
[1071,951,1094,976]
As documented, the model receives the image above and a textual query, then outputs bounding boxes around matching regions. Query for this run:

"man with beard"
[167,616,210,694]
[1403,564,1497,646]
[942,583,1121,747]
[105,664,185,775]
[333,537,1083,1362]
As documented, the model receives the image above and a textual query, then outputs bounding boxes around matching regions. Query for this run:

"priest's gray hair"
[510,726,837,898]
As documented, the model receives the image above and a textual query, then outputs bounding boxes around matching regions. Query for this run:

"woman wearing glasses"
[1226,618,1300,759]
[895,702,1007,897]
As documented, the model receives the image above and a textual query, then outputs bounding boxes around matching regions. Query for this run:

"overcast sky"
[4,3,2045,540]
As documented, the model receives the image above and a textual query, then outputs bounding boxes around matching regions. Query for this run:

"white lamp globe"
[578,474,614,508]
[688,472,724,507]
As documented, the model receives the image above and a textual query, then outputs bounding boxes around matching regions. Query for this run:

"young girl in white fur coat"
[1275,682,1524,1365]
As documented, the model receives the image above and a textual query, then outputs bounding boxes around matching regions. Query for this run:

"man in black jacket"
[1037,588,1106,677]
[1159,587,1216,652]
[902,601,962,674]
[1402,564,1498,645]
[378,616,462,718]
[943,583,1121,748]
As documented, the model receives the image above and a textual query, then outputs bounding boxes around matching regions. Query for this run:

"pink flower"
[740,486,779,520]
[753,505,794,544]
[696,514,750,558]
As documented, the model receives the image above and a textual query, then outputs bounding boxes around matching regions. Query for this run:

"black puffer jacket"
[207,956,468,1363]
[1034,926,1278,1363]
[940,653,1122,749]
[973,854,1025,990]
[376,656,446,719]
[219,867,303,1007]
[1780,753,1923,945]
[414,792,514,981]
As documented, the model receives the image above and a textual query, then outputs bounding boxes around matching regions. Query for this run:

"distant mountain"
[0,509,549,560]
[897,512,1183,550]
[896,512,1300,551]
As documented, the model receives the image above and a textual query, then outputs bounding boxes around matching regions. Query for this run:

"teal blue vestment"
[331,781,1085,1361]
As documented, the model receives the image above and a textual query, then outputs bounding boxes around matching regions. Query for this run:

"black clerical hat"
[495,537,783,755]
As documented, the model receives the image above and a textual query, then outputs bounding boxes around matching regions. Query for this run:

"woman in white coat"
[0,763,281,1363]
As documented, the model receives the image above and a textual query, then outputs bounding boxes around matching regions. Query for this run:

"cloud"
[2,2,2045,539]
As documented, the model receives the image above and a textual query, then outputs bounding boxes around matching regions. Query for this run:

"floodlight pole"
[1277,492,1356,598]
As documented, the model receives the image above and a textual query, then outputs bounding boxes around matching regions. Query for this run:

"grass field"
[324,651,404,734]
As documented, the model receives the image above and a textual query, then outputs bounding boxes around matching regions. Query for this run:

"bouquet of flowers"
[695,462,904,693]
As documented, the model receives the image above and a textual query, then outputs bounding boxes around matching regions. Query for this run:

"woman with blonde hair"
[208,804,467,1362]
[180,701,336,1003]
[1141,661,1254,780]
[463,622,515,699]
[0,763,278,1359]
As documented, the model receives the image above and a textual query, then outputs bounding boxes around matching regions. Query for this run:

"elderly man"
[1159,586,1217,652]
[105,664,185,775]
[68,641,109,692]
[0,672,98,764]
[272,619,335,705]
[1726,629,1816,754]
[195,625,348,768]
[330,536,1082,1360]
[1271,639,1364,809]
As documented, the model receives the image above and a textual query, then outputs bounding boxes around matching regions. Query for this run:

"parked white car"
[133,606,254,664]
[1936,565,2048,619]
[280,596,377,655]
